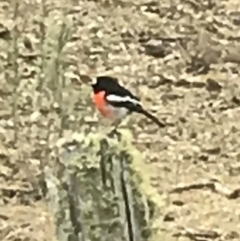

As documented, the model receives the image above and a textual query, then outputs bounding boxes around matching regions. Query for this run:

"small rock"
[203,146,221,155]
[206,78,222,91]
[163,211,176,222]
[172,200,184,206]
[143,39,171,58]
[199,154,209,161]
[30,111,41,123]
[6,120,14,128]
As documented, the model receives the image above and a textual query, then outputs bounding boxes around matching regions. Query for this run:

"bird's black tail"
[136,107,165,128]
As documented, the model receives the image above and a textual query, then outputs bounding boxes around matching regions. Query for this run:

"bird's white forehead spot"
[106,94,140,105]
[92,77,97,85]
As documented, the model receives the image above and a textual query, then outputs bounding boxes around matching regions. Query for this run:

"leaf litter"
[1,0,240,240]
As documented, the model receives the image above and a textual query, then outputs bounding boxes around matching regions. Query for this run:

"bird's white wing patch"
[106,94,140,105]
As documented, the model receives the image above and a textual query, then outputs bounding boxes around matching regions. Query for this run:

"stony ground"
[1,0,240,240]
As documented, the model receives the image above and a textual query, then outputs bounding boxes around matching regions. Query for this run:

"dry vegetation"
[1,0,240,240]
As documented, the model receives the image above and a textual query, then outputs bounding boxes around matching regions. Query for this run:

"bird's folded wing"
[106,94,141,109]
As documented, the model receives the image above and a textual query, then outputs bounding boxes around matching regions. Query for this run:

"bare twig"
[170,179,240,199]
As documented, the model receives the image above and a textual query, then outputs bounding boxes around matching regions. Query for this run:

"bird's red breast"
[92,91,114,119]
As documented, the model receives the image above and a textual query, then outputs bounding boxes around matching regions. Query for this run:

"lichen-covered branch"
[44,131,163,241]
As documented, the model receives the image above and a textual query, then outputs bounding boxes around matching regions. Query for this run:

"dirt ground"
[1,0,240,240]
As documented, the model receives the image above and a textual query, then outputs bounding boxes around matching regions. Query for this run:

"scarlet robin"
[91,76,165,131]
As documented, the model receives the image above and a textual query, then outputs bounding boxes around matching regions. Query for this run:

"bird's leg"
[107,119,122,138]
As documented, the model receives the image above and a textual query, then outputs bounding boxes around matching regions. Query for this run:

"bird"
[91,76,165,132]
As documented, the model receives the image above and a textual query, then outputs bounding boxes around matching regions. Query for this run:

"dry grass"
[1,0,240,240]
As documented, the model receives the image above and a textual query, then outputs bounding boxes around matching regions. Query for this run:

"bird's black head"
[91,76,119,93]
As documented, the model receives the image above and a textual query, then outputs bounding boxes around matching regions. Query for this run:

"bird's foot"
[107,128,122,140]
